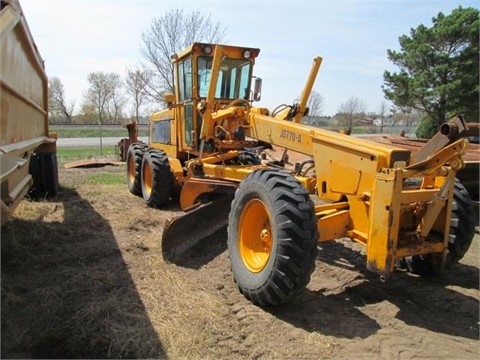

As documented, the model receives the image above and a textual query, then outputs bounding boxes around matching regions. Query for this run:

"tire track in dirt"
[210,245,353,359]
[217,275,332,359]
[190,241,337,359]
[201,249,277,359]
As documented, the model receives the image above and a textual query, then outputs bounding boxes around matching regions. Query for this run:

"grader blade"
[161,195,233,262]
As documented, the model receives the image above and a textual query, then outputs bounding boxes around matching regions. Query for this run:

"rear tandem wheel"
[227,169,318,306]
[126,142,147,196]
[447,179,476,264]
[400,179,476,274]
[141,149,173,208]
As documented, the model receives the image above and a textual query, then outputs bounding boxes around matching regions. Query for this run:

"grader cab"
[126,43,475,306]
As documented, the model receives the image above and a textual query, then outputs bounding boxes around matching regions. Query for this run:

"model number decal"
[280,129,302,143]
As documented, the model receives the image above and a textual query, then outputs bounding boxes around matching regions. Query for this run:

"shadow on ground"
[1,187,166,359]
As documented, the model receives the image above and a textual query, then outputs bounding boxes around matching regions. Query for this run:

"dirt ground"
[1,164,479,359]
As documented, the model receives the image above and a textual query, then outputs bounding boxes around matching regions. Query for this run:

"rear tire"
[126,142,147,196]
[238,150,261,165]
[399,179,476,274]
[447,179,476,264]
[227,169,318,306]
[141,149,173,208]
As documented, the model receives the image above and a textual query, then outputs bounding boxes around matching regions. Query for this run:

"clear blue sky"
[20,0,479,117]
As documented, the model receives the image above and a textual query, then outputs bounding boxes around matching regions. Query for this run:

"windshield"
[197,56,252,99]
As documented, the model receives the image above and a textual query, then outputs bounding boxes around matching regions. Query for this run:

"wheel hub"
[260,229,271,250]
[238,199,272,272]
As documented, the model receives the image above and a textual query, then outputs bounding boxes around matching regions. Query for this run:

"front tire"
[141,149,173,208]
[227,169,318,306]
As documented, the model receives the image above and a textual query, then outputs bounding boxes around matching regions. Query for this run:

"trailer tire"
[141,149,172,208]
[126,142,147,196]
[28,152,59,199]
[227,169,318,306]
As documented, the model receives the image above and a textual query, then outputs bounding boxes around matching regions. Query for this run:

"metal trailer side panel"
[1,0,48,146]
[0,0,55,225]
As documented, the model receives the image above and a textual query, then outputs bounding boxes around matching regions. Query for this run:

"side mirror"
[162,92,176,109]
[253,77,262,102]
[163,93,175,104]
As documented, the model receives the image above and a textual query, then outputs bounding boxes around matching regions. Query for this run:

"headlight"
[243,50,251,58]
[203,45,212,55]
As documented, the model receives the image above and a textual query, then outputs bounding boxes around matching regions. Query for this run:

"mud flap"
[161,195,234,262]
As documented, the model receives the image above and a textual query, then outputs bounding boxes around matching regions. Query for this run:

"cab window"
[178,57,192,102]
[197,56,251,99]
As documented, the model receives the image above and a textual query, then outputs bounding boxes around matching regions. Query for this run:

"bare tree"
[140,8,226,102]
[302,90,325,126]
[84,72,112,123]
[48,77,74,123]
[106,73,125,124]
[82,72,126,124]
[391,106,422,135]
[83,72,116,155]
[307,90,324,117]
[336,96,367,134]
[377,100,390,134]
[125,67,150,123]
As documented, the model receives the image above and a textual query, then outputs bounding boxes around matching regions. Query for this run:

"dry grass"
[2,183,165,358]
[1,166,245,359]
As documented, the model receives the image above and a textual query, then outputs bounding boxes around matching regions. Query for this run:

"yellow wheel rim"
[128,155,136,183]
[143,161,152,196]
[239,198,272,272]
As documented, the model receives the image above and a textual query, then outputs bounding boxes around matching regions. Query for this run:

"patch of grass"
[50,126,149,138]
[57,146,117,162]
[85,172,126,185]
[54,128,127,138]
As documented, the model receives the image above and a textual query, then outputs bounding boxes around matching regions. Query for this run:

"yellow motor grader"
[126,42,475,306]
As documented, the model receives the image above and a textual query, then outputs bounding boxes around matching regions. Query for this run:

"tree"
[391,106,422,135]
[78,102,96,125]
[307,90,324,117]
[336,96,367,134]
[383,6,479,138]
[48,77,74,124]
[377,100,390,134]
[82,72,126,125]
[106,73,125,124]
[83,72,112,124]
[83,72,118,155]
[125,67,150,123]
[302,90,325,126]
[140,8,226,102]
